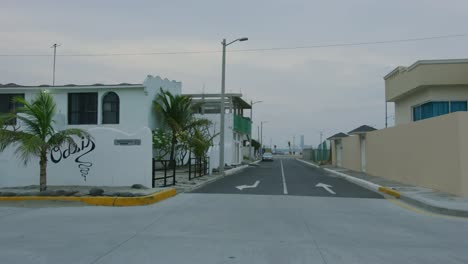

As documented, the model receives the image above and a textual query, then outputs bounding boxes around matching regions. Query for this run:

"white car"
[262,152,274,161]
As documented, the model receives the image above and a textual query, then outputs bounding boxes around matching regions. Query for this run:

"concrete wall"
[385,60,468,101]
[340,135,361,172]
[394,86,468,125]
[194,113,243,167]
[331,141,337,166]
[143,75,182,130]
[334,112,468,197]
[0,127,152,187]
[302,148,313,160]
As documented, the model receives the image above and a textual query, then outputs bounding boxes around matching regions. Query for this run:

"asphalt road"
[193,158,382,198]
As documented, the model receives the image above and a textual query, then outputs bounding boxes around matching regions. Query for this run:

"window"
[450,101,467,112]
[68,93,98,125]
[413,101,467,122]
[432,102,449,116]
[0,93,24,125]
[413,105,422,121]
[102,92,119,124]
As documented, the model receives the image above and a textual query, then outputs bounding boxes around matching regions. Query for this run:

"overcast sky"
[1,0,468,148]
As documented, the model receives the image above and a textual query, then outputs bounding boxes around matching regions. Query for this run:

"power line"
[1,33,467,57]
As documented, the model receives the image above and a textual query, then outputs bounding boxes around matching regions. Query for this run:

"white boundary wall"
[0,127,152,187]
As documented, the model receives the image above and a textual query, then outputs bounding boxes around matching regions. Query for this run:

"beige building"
[327,59,468,197]
[385,59,468,125]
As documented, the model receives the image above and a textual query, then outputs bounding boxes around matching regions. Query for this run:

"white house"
[184,93,252,168]
[0,75,181,188]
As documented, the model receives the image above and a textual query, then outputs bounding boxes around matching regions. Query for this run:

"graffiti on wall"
[50,137,96,181]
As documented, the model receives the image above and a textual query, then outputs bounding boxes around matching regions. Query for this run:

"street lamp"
[219,37,248,176]
[249,100,263,160]
[260,121,268,151]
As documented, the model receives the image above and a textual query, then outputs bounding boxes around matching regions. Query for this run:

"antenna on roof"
[51,43,61,86]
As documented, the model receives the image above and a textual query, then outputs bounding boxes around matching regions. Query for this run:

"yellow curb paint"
[0,188,177,207]
[378,187,401,198]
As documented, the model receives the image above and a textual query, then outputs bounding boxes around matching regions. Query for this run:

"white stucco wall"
[143,75,182,130]
[0,127,152,187]
[194,113,243,167]
[394,86,468,125]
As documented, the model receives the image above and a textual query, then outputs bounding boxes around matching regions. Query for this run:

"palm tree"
[153,88,194,164]
[0,91,90,191]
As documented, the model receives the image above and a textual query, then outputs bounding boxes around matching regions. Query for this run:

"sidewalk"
[298,159,468,217]
[160,160,261,194]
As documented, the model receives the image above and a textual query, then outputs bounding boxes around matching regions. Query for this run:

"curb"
[297,159,395,195]
[399,194,468,218]
[378,187,401,198]
[0,188,177,207]
[224,160,261,176]
[297,159,468,217]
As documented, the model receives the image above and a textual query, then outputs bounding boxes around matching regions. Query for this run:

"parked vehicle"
[262,152,274,161]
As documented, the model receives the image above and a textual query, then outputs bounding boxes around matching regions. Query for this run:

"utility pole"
[249,101,263,160]
[257,126,260,143]
[219,39,227,176]
[260,121,268,151]
[219,37,248,176]
[51,44,60,86]
[261,122,263,148]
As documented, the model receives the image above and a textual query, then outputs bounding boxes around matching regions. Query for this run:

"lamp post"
[249,100,263,160]
[260,121,268,152]
[219,37,248,176]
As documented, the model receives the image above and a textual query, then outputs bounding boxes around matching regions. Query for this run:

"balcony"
[233,114,251,135]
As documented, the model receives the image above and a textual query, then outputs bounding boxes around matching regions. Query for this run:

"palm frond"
[13,134,43,165]
[47,128,91,148]
[0,129,34,152]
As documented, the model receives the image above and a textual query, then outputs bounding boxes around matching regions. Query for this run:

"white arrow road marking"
[316,183,336,195]
[236,180,260,191]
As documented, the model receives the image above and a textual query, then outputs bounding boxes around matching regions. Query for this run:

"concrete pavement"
[1,158,468,263]
[1,192,468,264]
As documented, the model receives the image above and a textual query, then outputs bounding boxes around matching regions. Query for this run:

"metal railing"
[152,159,176,187]
[188,157,209,180]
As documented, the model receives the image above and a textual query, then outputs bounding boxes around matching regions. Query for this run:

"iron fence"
[188,157,209,180]
[152,159,176,187]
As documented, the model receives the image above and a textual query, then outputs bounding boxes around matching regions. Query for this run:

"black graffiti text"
[50,137,96,181]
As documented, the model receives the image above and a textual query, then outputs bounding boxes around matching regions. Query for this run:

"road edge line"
[280,160,288,195]
[296,159,386,194]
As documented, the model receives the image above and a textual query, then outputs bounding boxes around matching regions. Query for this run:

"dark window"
[420,102,434,120]
[102,92,119,124]
[413,105,422,121]
[413,101,465,122]
[0,93,24,125]
[450,101,467,112]
[68,93,98,125]
[432,101,449,117]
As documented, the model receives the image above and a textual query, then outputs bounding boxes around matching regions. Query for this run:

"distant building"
[300,135,304,150]
[385,59,468,125]
[184,93,252,167]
